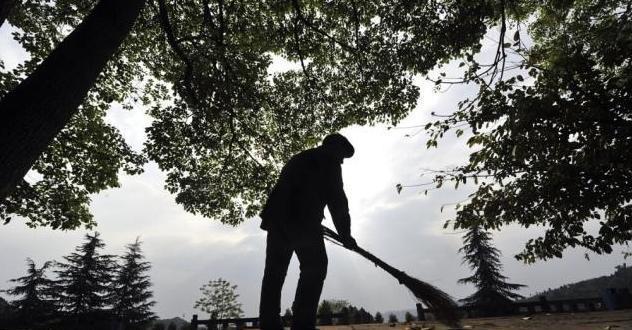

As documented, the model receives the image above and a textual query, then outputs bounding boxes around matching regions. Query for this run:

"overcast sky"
[0,23,628,321]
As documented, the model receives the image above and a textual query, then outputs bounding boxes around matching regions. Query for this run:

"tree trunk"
[0,0,146,201]
[0,0,16,27]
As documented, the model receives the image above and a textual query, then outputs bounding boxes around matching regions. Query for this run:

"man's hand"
[341,235,358,250]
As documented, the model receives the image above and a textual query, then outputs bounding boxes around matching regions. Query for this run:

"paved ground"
[308,310,632,330]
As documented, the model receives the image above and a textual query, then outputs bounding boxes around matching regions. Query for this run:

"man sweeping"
[259,133,357,330]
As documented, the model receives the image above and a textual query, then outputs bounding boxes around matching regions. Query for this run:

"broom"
[322,225,461,327]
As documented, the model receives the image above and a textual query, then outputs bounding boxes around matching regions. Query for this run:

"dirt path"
[312,310,632,330]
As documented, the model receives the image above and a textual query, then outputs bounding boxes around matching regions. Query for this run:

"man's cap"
[322,133,355,158]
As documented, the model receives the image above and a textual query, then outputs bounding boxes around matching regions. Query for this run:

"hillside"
[524,264,632,301]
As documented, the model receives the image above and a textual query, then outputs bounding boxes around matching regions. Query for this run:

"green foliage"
[111,238,156,329]
[1,0,495,229]
[167,321,177,330]
[458,225,525,313]
[424,0,632,262]
[193,278,243,319]
[388,313,398,323]
[1,0,147,229]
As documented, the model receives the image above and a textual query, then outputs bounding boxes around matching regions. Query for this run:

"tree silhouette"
[458,225,525,316]
[404,311,415,323]
[194,278,243,319]
[317,300,333,325]
[374,311,384,323]
[1,258,57,326]
[54,232,116,323]
[358,307,373,324]
[111,238,156,329]
[388,313,398,323]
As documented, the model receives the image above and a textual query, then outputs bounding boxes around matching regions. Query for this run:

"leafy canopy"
[194,277,243,319]
[1,0,494,228]
[422,0,632,262]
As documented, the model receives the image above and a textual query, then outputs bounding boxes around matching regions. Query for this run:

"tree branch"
[156,0,199,105]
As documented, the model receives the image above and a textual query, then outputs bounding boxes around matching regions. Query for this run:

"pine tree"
[2,258,57,325]
[358,307,373,324]
[404,311,415,323]
[111,238,156,329]
[458,225,526,316]
[54,232,116,322]
[388,313,398,323]
[374,311,384,323]
[317,300,333,325]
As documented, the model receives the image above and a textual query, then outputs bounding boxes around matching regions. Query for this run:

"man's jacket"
[260,146,351,239]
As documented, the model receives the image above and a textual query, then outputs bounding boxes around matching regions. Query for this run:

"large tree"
[111,238,156,329]
[1,259,58,326]
[0,0,146,205]
[419,0,632,262]
[458,225,525,316]
[54,232,116,322]
[1,0,495,229]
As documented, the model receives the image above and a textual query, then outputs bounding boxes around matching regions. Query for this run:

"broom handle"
[322,225,406,283]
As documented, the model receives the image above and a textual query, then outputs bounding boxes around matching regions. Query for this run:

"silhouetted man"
[259,133,357,330]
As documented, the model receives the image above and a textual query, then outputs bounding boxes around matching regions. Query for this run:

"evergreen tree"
[338,306,349,325]
[111,238,156,329]
[2,258,57,325]
[317,300,333,325]
[54,232,116,322]
[349,306,361,324]
[167,321,177,330]
[404,311,415,323]
[458,225,526,316]
[358,308,373,324]
[388,313,398,323]
[374,312,384,323]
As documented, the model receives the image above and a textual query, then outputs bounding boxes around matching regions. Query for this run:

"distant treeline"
[0,233,155,330]
[523,264,632,302]
[312,299,411,325]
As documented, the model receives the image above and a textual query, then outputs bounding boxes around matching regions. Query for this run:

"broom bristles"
[400,274,461,327]
[322,225,461,327]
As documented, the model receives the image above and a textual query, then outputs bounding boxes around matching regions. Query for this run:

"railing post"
[191,314,198,329]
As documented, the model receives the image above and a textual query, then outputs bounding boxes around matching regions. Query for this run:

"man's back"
[260,146,348,236]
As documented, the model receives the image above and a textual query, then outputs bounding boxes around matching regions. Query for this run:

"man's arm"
[327,163,356,247]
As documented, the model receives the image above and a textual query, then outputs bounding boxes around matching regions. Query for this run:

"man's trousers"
[259,227,328,330]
